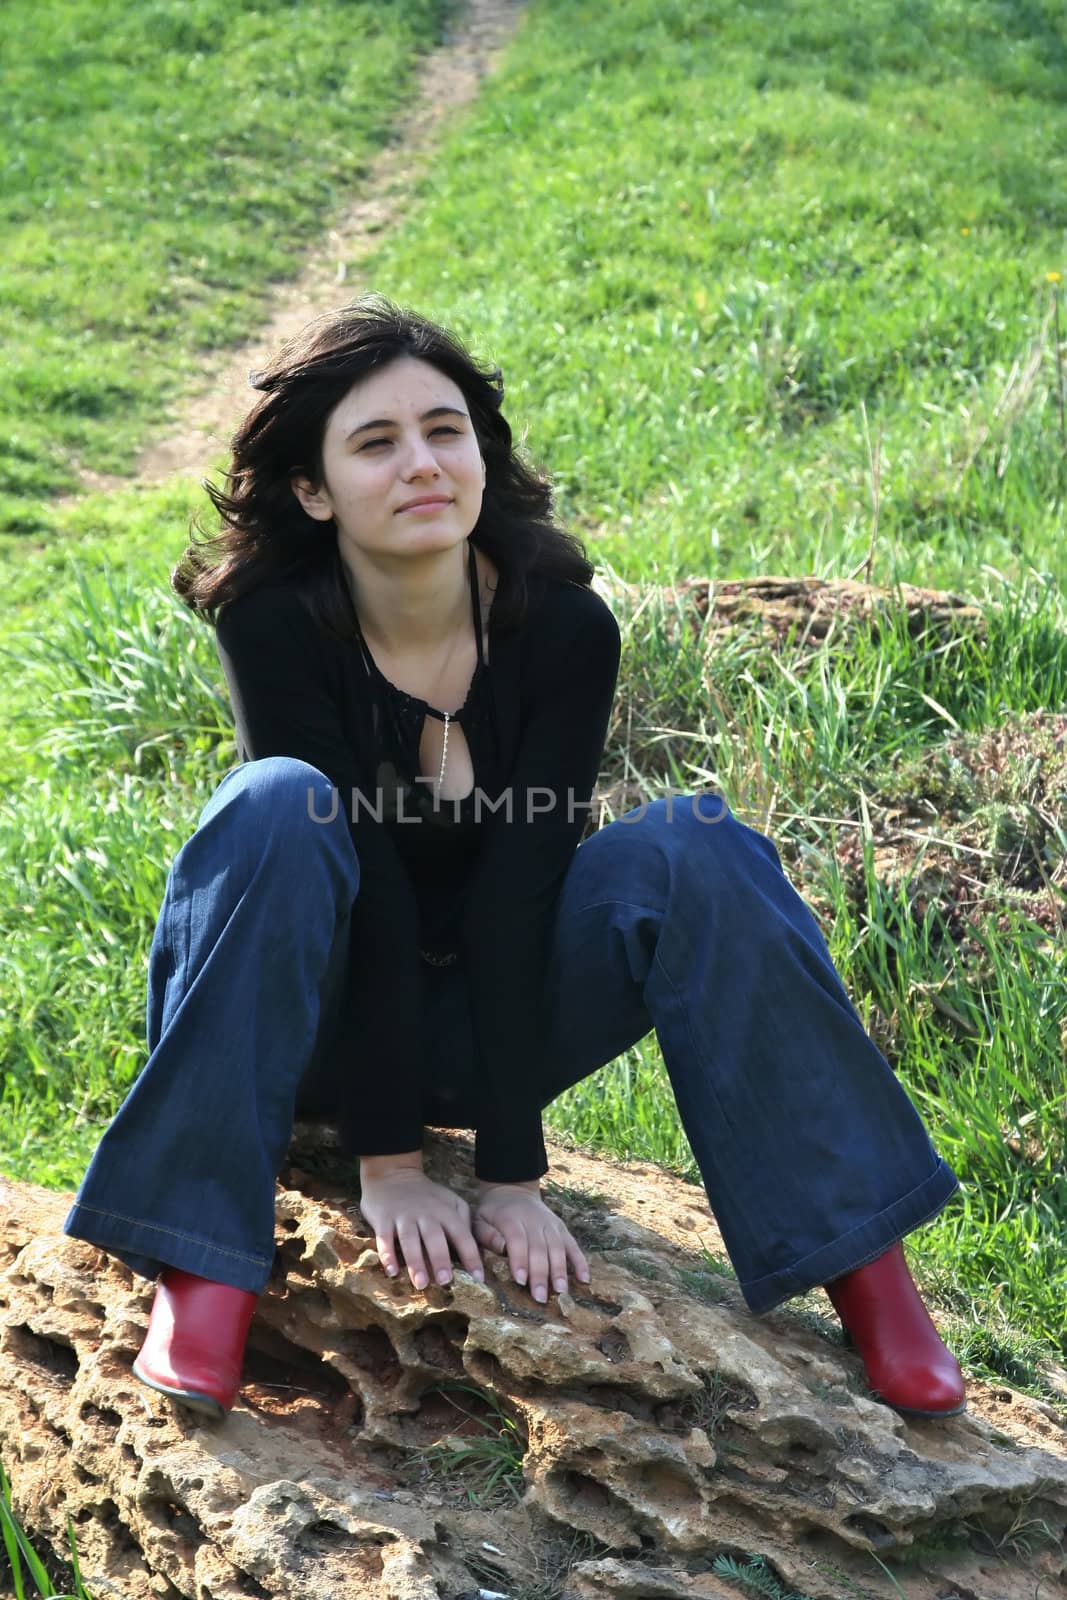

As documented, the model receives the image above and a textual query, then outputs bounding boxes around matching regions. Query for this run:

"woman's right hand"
[357,1167,486,1291]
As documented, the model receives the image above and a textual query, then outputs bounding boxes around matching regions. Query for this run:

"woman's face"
[291,354,486,556]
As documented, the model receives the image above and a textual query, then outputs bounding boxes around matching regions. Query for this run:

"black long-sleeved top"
[213,545,621,1182]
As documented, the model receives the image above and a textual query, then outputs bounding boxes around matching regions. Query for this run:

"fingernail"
[579,1271,590,1283]
[437,1269,451,1286]
[472,1268,485,1282]
[413,1272,427,1289]
[514,1268,527,1285]
[534,1285,547,1303]
[554,1277,568,1293]
[386,1266,398,1278]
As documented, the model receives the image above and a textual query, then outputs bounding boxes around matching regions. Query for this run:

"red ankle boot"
[132,1267,259,1420]
[824,1242,966,1418]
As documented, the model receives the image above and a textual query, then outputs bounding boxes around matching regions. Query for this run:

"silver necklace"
[431,546,477,803]
[426,615,465,806]
[436,711,451,804]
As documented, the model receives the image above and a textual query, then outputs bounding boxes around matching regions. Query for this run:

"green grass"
[0,0,454,536]
[1,1459,92,1598]
[340,0,1067,591]
[403,1380,527,1506]
[2,0,1067,1587]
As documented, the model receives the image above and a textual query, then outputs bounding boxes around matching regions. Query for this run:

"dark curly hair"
[171,294,595,638]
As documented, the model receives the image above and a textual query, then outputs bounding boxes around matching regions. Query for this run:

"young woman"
[62,296,966,1423]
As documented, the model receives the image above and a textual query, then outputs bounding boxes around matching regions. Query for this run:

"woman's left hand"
[472,1182,590,1302]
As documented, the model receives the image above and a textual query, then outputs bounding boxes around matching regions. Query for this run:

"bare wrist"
[476,1177,541,1194]
[359,1150,424,1181]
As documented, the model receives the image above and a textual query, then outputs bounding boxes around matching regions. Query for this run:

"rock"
[566,1557,740,1597]
[1,1129,1065,1600]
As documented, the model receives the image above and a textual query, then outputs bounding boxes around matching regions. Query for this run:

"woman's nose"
[400,432,440,476]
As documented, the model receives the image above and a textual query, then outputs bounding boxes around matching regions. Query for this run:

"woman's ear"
[290,473,335,523]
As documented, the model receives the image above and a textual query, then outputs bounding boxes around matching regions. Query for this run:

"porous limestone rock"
[1,1126,1065,1600]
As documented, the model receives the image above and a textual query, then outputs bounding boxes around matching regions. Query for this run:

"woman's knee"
[611,791,783,886]
[616,790,747,848]
[199,757,355,864]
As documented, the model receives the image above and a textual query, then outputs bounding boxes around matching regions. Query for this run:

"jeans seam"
[743,1161,957,1289]
[69,1203,272,1266]
[573,898,666,916]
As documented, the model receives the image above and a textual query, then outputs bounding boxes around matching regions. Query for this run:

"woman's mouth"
[397,497,452,514]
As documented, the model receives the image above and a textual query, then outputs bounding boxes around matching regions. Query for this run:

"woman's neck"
[343,541,471,658]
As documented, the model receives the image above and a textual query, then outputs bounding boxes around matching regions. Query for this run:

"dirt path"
[72,0,528,500]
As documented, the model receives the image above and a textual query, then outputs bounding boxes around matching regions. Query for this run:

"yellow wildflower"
[1048,271,1063,284]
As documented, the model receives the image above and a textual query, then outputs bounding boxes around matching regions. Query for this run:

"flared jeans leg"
[535,793,960,1316]
[62,758,359,1293]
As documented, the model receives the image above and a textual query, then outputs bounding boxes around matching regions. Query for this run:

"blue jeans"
[62,757,959,1314]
